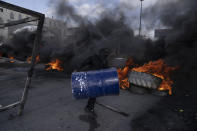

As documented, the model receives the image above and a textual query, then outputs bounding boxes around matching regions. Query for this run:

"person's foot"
[85,106,94,112]
[84,106,97,117]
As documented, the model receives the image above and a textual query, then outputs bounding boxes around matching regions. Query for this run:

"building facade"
[0,7,35,41]
[0,7,79,47]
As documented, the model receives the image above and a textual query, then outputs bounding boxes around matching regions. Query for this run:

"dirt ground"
[0,66,196,131]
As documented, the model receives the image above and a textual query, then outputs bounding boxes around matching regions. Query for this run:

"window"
[0,8,3,12]
[10,12,14,19]
[0,17,4,24]
[18,14,22,19]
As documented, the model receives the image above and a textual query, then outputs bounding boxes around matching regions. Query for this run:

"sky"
[2,0,51,16]
[1,0,159,37]
[2,0,158,18]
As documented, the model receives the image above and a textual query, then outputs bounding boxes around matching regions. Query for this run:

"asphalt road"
[0,67,161,131]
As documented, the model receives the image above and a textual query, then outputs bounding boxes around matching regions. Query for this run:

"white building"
[43,17,80,47]
[0,7,79,47]
[0,7,35,41]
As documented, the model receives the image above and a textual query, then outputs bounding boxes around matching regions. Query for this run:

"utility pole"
[139,0,144,37]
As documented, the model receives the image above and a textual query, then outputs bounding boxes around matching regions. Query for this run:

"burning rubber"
[128,71,162,89]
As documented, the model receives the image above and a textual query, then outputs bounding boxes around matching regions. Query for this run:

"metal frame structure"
[0,1,45,115]
[139,0,144,36]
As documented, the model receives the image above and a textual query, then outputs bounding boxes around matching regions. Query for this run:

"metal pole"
[18,15,44,116]
[0,1,45,115]
[0,101,21,112]
[0,17,39,28]
[139,0,144,37]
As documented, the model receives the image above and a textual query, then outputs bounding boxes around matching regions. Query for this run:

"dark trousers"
[86,97,96,111]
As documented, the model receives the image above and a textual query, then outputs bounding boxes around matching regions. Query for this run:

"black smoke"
[145,0,197,71]
[49,0,162,68]
[1,0,197,76]
[0,27,36,60]
[48,0,85,26]
[131,1,197,130]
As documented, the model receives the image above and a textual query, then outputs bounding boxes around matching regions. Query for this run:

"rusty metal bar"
[18,15,45,116]
[0,101,21,112]
[0,17,39,28]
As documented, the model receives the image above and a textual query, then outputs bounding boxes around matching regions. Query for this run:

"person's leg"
[85,97,96,112]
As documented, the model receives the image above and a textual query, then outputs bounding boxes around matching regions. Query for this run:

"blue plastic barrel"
[71,68,120,99]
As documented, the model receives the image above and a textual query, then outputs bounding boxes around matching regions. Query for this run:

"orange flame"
[27,56,31,63]
[132,59,177,95]
[117,58,134,89]
[117,58,177,95]
[45,59,63,71]
[27,55,40,63]
[8,54,15,63]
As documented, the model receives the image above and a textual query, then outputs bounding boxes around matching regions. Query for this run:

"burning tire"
[128,71,162,89]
